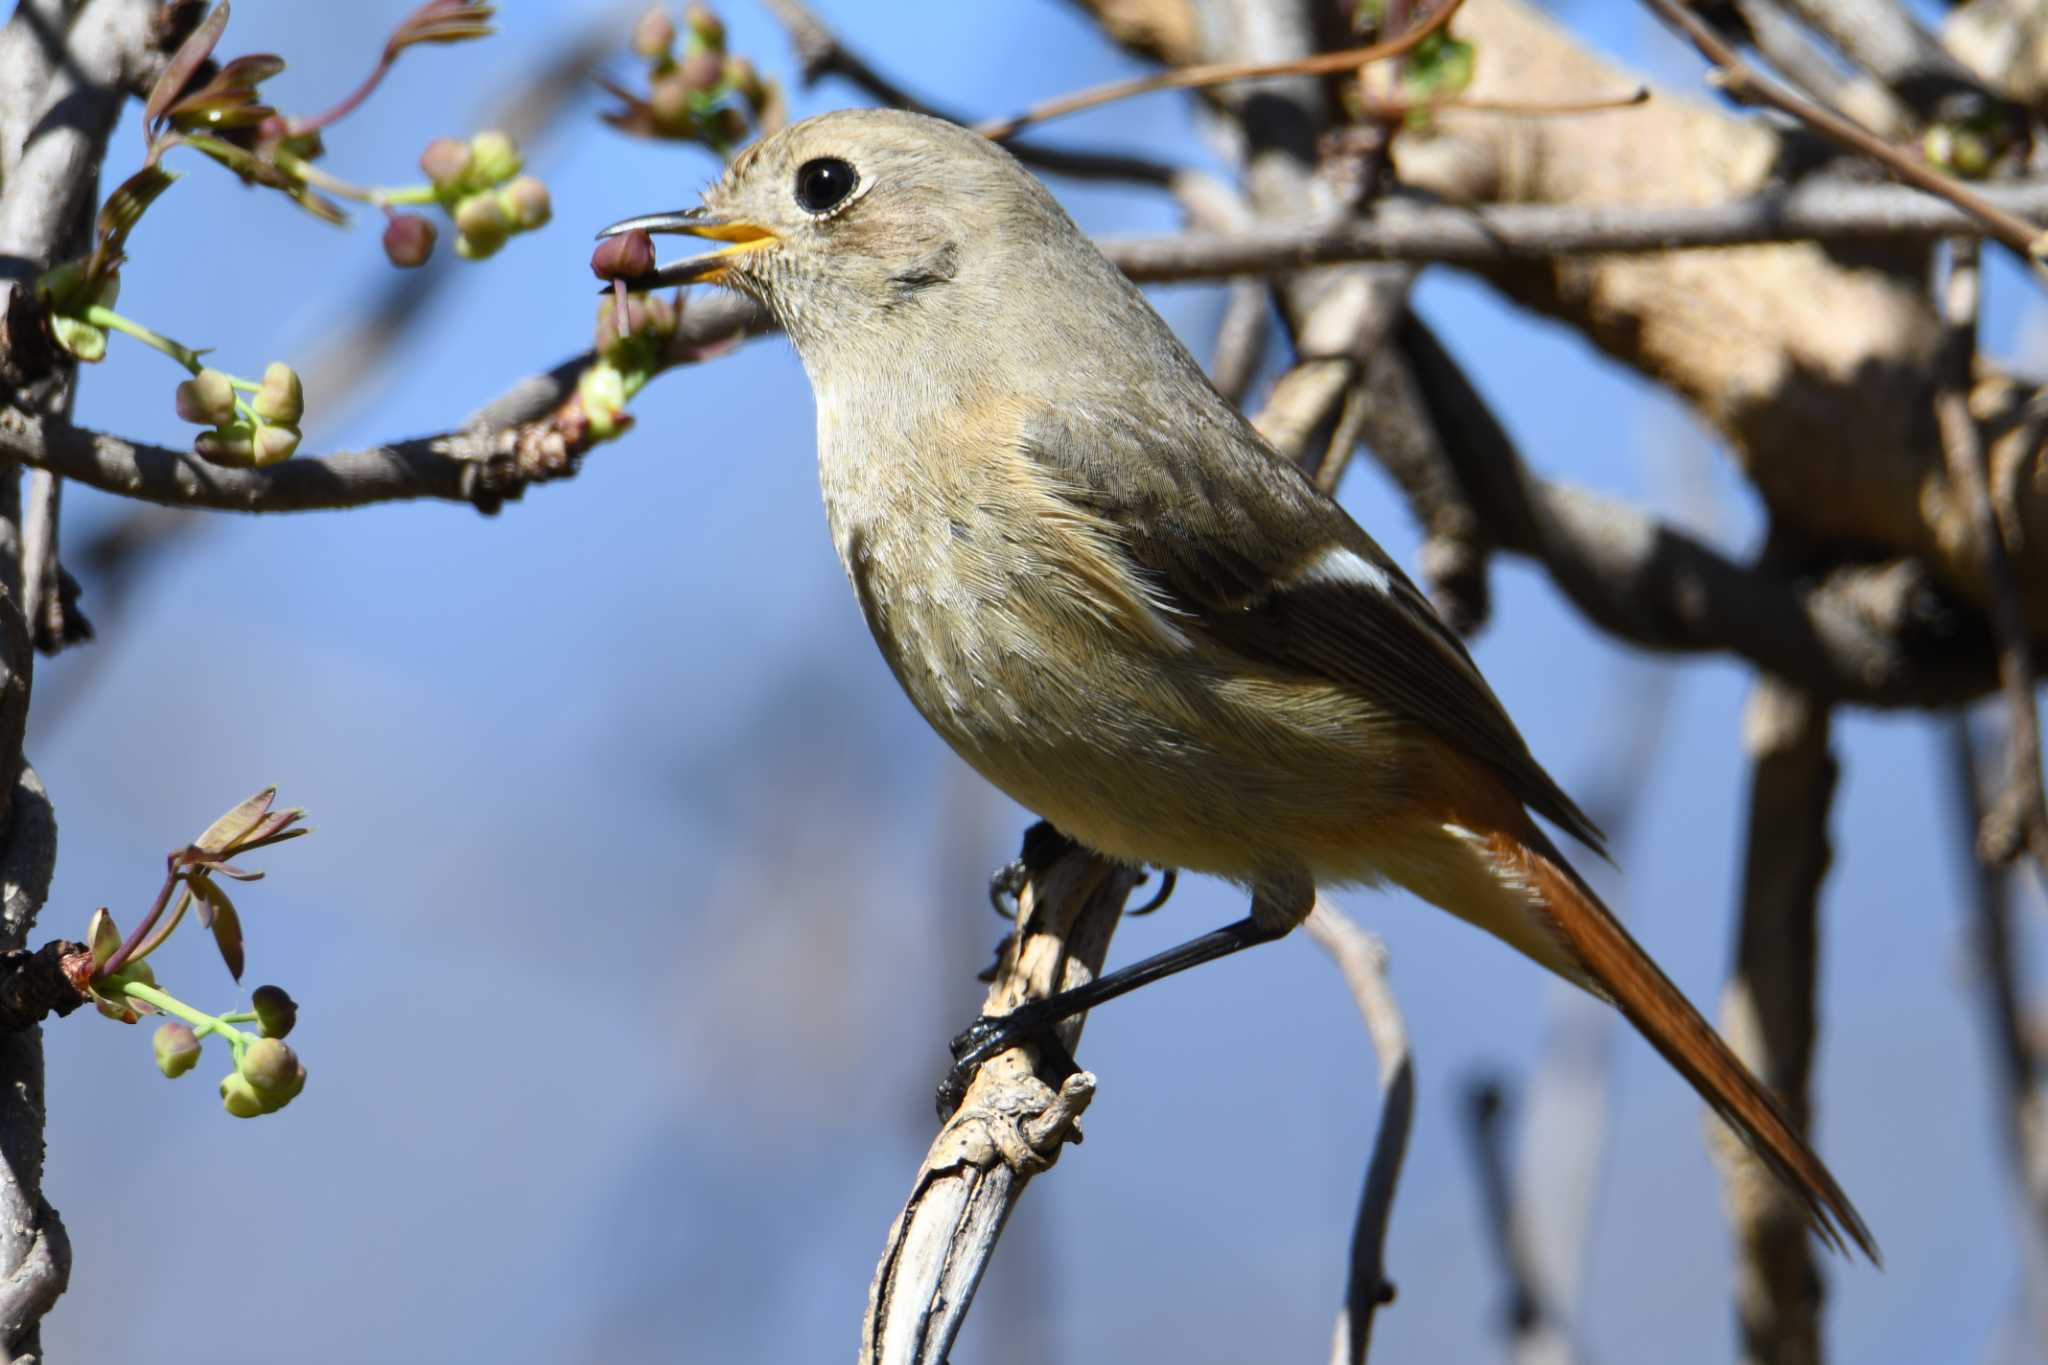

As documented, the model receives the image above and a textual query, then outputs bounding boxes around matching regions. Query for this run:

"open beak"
[595,207,779,288]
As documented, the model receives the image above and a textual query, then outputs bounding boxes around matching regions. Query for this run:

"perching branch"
[862,829,1141,1365]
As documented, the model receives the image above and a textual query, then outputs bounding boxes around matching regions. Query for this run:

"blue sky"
[27,2,2034,1360]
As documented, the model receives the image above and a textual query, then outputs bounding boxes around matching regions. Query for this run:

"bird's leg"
[937,881,1308,1114]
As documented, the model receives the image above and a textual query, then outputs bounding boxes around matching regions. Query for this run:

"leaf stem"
[123,982,252,1059]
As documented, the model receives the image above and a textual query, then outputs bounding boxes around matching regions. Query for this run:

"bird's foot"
[936,1001,1079,1117]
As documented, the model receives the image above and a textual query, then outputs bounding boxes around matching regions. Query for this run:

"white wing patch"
[1299,545,1393,595]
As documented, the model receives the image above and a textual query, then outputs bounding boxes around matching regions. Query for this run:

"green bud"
[466,130,522,187]
[251,984,297,1039]
[220,1071,267,1118]
[683,2,724,48]
[194,422,258,467]
[50,315,106,363]
[631,7,675,60]
[252,423,300,465]
[175,367,238,426]
[498,175,551,231]
[251,361,303,425]
[419,136,473,191]
[153,1022,201,1078]
[453,192,510,260]
[239,1037,301,1100]
[578,363,629,440]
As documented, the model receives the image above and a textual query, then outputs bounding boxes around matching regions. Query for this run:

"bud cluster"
[603,4,783,149]
[174,361,305,467]
[391,128,551,265]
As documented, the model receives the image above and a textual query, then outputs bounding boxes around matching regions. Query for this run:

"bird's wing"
[1017,400,1605,857]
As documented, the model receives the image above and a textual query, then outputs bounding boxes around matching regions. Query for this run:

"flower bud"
[251,361,303,425]
[220,1071,267,1118]
[631,7,675,60]
[466,129,522,187]
[251,984,297,1039]
[382,212,437,268]
[644,72,691,136]
[590,229,655,281]
[454,192,510,259]
[419,136,472,191]
[175,367,238,426]
[678,50,723,93]
[252,422,300,465]
[239,1037,301,1100]
[195,422,258,467]
[498,175,551,231]
[153,1022,201,1078]
[683,2,723,48]
[578,363,629,440]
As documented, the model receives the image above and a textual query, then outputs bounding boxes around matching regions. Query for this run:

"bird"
[599,106,1876,1261]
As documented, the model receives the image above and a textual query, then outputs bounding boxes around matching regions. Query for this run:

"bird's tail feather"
[1380,780,1878,1263]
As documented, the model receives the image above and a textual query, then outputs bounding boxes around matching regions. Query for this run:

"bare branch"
[1933,239,2048,869]
[1099,179,2048,280]
[1775,0,2001,120]
[1461,1076,1582,1365]
[1639,0,2043,261]
[1711,677,1836,1365]
[0,294,772,515]
[1944,715,2048,1359]
[759,0,1181,186]
[0,767,65,1362]
[1304,899,1414,1365]
[862,835,1141,1365]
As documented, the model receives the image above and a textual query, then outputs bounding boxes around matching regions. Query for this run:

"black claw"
[1126,867,1178,916]
[987,859,1027,920]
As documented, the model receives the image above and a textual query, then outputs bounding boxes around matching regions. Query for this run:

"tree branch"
[861,831,1140,1365]
[0,293,773,515]
[1099,179,2048,280]
[1710,676,1836,1365]
[1639,0,2043,261]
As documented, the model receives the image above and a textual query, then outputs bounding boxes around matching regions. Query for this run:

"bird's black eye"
[794,157,858,215]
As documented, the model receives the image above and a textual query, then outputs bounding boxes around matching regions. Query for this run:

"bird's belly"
[851,548,1417,884]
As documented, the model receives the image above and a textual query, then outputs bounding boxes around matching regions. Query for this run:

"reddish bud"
[679,50,723,93]
[683,2,723,48]
[590,229,655,281]
[419,136,472,190]
[498,175,551,231]
[631,7,675,60]
[382,212,437,267]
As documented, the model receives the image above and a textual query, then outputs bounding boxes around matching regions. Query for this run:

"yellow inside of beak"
[675,220,779,280]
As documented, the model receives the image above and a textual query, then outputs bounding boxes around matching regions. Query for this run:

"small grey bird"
[601,107,1874,1260]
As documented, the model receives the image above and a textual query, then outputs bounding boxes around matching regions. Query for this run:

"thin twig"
[972,0,1464,141]
[1933,237,2048,870]
[1944,714,2048,1359]
[758,0,1180,186]
[1639,0,2046,263]
[1304,899,1414,1364]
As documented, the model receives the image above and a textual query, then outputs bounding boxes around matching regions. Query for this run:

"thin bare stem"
[1639,0,2048,263]
[1305,899,1414,1364]
[973,0,1464,141]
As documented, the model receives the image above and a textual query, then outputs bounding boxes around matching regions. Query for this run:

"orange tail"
[1382,752,1879,1263]
[1483,819,1876,1262]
